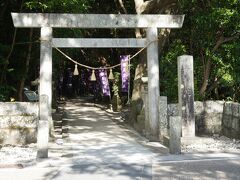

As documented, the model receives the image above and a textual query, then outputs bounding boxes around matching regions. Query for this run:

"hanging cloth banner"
[98,69,110,96]
[120,55,129,93]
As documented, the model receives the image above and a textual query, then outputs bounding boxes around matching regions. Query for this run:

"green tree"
[0,0,93,101]
[176,0,240,101]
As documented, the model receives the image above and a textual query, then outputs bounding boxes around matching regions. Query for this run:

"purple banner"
[120,55,129,92]
[98,69,110,96]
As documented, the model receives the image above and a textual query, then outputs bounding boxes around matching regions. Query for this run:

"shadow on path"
[48,97,167,179]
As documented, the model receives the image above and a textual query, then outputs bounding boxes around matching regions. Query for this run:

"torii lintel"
[11,13,184,29]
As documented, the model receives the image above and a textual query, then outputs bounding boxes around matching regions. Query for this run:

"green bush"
[0,85,16,102]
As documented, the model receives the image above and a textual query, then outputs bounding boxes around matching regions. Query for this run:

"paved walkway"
[1,98,240,180]
[51,98,167,179]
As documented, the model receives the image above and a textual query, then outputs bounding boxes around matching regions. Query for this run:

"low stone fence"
[168,101,240,139]
[222,102,240,138]
[0,102,38,145]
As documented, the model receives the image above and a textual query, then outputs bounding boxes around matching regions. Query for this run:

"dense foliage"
[0,0,239,103]
[161,0,240,102]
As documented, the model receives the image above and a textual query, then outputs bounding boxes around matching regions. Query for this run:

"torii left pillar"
[40,27,52,108]
[37,26,52,158]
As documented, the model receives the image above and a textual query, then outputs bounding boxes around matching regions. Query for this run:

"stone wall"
[222,102,240,139]
[0,102,38,145]
[195,101,224,134]
[168,101,240,139]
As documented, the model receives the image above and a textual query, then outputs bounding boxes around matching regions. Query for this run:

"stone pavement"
[47,98,167,179]
[1,97,240,180]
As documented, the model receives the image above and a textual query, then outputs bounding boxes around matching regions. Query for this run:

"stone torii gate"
[11,13,184,158]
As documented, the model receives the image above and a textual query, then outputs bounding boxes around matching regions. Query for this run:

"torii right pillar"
[146,27,159,141]
[178,55,195,138]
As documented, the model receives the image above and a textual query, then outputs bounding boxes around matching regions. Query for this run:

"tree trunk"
[199,59,211,97]
[0,1,8,20]
[18,28,33,101]
[117,0,128,14]
[0,2,9,83]
[199,34,239,97]
[132,0,175,103]
[0,0,24,84]
[131,50,147,101]
[0,29,18,84]
[129,0,178,123]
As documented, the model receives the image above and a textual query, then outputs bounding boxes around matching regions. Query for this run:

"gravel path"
[1,135,240,165]
[182,135,240,153]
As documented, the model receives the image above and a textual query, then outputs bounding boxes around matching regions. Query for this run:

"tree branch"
[0,0,25,84]
[0,1,9,20]
[199,33,239,97]
[213,33,240,52]
[134,0,144,14]
[118,0,128,14]
[142,0,177,14]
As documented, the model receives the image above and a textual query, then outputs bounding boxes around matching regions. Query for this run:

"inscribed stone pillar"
[159,96,168,141]
[37,94,49,158]
[147,27,159,141]
[169,116,181,154]
[40,26,52,110]
[178,55,195,137]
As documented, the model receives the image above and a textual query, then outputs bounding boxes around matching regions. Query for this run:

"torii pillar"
[40,27,52,109]
[146,27,159,141]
